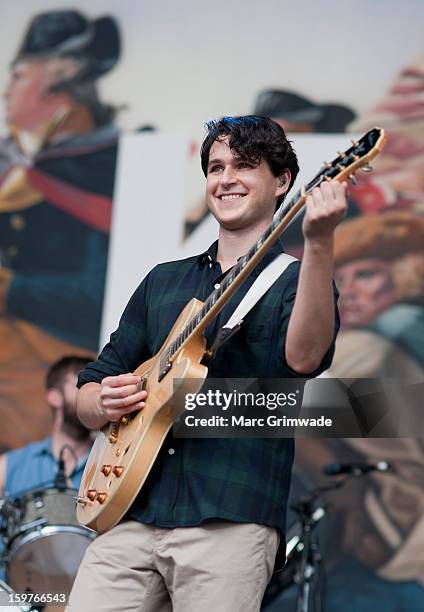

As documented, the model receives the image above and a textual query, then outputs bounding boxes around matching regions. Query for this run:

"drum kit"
[0,485,95,610]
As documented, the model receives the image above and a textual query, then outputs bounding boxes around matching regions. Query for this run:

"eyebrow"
[207,158,222,167]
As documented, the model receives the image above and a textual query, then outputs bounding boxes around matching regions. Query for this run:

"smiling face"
[206,137,288,231]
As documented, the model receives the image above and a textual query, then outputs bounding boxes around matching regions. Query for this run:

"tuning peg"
[361,163,373,173]
[350,139,359,147]
[349,174,357,185]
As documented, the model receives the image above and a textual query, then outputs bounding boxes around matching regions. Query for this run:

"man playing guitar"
[68,115,346,611]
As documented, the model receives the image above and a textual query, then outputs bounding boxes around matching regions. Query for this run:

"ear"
[47,388,62,410]
[275,170,292,199]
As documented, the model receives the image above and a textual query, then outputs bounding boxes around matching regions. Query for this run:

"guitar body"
[77,298,208,532]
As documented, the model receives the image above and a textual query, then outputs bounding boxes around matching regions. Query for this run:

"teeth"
[221,194,243,200]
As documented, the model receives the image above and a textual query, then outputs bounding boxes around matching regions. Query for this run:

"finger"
[312,186,327,210]
[105,402,145,422]
[102,383,147,401]
[305,194,317,213]
[102,374,141,388]
[102,390,147,409]
[331,181,348,212]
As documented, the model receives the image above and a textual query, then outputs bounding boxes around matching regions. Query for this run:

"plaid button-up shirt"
[78,238,339,556]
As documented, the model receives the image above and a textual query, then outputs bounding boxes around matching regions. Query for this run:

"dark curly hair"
[200,115,299,207]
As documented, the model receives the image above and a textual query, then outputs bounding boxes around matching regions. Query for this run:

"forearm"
[285,238,335,374]
[77,383,109,430]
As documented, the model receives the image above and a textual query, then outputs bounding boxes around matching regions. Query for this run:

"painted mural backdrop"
[0,2,423,610]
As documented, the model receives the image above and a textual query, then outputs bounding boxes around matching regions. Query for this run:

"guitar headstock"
[306,127,387,191]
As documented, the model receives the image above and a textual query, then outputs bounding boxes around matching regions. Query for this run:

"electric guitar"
[77,127,387,532]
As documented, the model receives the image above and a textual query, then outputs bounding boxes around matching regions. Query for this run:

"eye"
[237,161,253,169]
[208,164,223,174]
[356,269,379,279]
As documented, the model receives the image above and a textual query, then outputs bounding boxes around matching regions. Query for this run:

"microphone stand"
[291,480,345,612]
[54,444,77,490]
[292,460,393,612]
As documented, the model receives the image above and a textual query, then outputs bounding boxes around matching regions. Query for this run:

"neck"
[11,102,96,155]
[49,103,96,143]
[50,421,91,461]
[216,216,273,273]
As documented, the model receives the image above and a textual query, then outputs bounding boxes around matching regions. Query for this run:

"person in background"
[0,355,93,497]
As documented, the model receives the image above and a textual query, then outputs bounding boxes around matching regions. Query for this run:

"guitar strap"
[208,252,298,356]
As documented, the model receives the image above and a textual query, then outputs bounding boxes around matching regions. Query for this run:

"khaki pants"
[67,520,279,612]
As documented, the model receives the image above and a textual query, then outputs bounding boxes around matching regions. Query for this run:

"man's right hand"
[97,373,147,422]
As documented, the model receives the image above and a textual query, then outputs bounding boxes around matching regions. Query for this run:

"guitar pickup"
[158,361,172,382]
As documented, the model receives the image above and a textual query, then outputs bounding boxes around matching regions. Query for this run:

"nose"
[4,80,11,101]
[220,165,237,187]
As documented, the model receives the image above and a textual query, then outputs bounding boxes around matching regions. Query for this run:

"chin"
[216,215,247,231]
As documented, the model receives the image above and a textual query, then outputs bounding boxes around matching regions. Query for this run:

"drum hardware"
[0,578,34,611]
[0,487,95,601]
[15,517,48,533]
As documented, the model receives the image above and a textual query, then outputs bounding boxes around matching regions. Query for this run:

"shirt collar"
[34,436,54,457]
[197,240,219,268]
[34,435,89,473]
[197,237,286,277]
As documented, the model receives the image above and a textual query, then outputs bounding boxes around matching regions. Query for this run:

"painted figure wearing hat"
[253,89,356,133]
[0,10,120,448]
[288,211,424,612]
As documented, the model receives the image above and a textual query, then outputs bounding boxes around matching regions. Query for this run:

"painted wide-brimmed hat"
[13,10,120,80]
[334,211,424,265]
[253,89,356,133]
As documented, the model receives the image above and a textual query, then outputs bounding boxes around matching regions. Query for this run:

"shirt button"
[168,448,175,455]
[10,214,26,231]
[7,246,19,258]
[214,283,220,289]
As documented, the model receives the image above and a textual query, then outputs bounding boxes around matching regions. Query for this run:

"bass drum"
[0,578,33,611]
[3,487,95,600]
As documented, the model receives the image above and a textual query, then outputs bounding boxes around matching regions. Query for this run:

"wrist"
[303,234,334,254]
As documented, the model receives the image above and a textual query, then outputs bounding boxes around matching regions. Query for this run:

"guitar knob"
[101,465,112,477]
[362,163,373,173]
[113,466,124,477]
[97,492,107,504]
[349,174,357,185]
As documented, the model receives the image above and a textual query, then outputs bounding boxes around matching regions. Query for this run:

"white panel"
[100,132,189,345]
